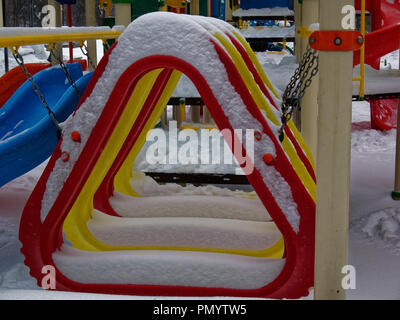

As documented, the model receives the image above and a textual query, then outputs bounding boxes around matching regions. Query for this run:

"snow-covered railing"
[0,26,124,48]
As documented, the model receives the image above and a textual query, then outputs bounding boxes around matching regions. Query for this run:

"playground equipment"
[352,0,400,130]
[19,12,316,299]
[233,0,295,53]
[0,26,122,187]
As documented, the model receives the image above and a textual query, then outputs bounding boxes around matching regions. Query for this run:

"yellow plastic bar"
[0,31,122,48]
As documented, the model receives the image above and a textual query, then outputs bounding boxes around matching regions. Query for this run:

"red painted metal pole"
[68,4,73,62]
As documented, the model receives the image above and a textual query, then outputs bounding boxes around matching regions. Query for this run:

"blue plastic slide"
[0,63,93,187]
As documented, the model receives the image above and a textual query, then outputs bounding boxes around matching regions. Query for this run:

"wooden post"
[314,0,354,300]
[0,0,3,27]
[191,105,201,123]
[161,108,167,129]
[203,106,211,124]
[300,0,319,159]
[48,0,63,65]
[115,1,132,26]
[191,0,199,15]
[392,98,400,200]
[85,0,98,71]
[173,105,181,128]
[294,0,303,62]
[225,0,233,23]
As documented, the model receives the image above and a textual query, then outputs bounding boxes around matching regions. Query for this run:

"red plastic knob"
[71,131,81,142]
[263,153,274,165]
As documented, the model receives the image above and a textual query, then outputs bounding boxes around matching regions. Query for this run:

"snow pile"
[351,128,396,153]
[256,54,297,93]
[88,210,280,250]
[233,7,294,17]
[53,246,285,290]
[353,64,400,95]
[353,208,400,254]
[110,191,270,221]
[0,45,49,76]
[239,25,295,38]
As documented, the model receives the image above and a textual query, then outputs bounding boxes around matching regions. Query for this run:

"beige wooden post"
[191,105,201,123]
[115,2,132,26]
[161,108,167,129]
[294,0,303,61]
[300,0,319,159]
[0,0,3,27]
[314,0,354,300]
[173,105,181,128]
[225,0,233,23]
[85,0,98,70]
[203,106,211,124]
[49,0,63,65]
[190,0,199,15]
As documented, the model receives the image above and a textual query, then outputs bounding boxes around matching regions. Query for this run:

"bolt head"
[357,35,364,44]
[309,37,316,44]
[334,37,342,46]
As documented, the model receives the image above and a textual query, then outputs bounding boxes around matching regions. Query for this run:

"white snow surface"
[239,25,295,38]
[0,26,120,37]
[53,246,285,290]
[88,210,280,250]
[232,7,294,17]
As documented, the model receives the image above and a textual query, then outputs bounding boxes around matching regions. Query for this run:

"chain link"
[49,46,82,98]
[11,49,62,138]
[279,45,319,142]
[80,42,96,70]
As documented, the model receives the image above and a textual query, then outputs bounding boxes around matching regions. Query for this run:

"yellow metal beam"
[0,31,122,49]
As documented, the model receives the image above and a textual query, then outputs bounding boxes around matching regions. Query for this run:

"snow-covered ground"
[0,45,400,299]
[239,25,295,38]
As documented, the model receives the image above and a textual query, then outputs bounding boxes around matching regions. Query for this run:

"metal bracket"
[309,30,364,51]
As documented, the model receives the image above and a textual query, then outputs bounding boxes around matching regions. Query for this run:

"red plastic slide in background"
[370,99,399,130]
[354,0,400,69]
[0,60,87,109]
[0,63,50,108]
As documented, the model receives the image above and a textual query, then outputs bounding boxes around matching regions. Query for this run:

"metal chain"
[49,46,82,98]
[279,45,319,142]
[80,42,96,70]
[11,49,62,138]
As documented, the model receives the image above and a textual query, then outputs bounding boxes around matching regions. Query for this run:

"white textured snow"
[88,210,280,250]
[0,26,121,37]
[239,25,295,38]
[53,245,285,290]
[232,7,294,17]
[110,191,270,221]
[39,12,300,233]
[353,64,400,95]
[0,45,49,76]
